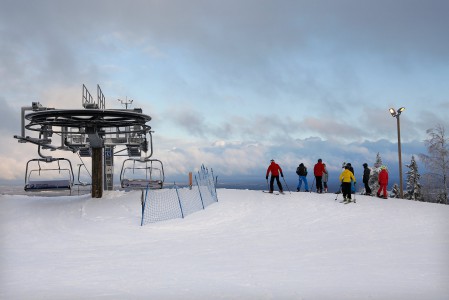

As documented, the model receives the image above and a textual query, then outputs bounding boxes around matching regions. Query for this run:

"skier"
[346,162,355,193]
[377,165,389,199]
[296,163,309,192]
[339,164,356,202]
[322,163,329,193]
[313,158,326,193]
[362,163,372,195]
[266,159,284,194]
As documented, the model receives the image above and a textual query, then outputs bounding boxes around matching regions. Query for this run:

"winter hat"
[363,163,368,167]
[380,165,387,170]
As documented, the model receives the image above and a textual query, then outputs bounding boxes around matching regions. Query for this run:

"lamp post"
[389,107,405,198]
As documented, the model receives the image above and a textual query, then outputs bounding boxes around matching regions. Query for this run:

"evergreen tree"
[368,152,383,194]
[419,124,449,204]
[405,155,423,201]
[391,183,400,198]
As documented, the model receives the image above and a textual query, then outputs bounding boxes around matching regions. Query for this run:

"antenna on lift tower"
[118,97,133,109]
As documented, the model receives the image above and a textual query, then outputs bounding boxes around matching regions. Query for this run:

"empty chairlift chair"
[24,158,74,194]
[120,158,164,189]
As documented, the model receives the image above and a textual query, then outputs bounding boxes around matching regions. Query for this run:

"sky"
[1,0,449,187]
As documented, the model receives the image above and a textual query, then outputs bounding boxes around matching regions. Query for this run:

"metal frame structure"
[14,84,163,198]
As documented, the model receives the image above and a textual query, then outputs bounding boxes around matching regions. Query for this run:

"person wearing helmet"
[377,165,389,199]
[363,163,372,195]
[339,164,356,203]
[266,159,284,193]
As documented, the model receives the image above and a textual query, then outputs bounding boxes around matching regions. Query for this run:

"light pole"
[389,107,405,198]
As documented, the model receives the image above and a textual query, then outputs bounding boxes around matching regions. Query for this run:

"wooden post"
[189,172,193,190]
[92,147,103,198]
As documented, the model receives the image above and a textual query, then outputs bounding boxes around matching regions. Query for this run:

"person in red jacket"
[377,165,389,199]
[266,159,284,193]
[313,158,326,193]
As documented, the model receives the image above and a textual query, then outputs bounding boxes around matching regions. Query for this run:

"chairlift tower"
[14,84,158,198]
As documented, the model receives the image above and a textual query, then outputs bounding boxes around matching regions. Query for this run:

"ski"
[339,199,356,204]
[262,191,279,195]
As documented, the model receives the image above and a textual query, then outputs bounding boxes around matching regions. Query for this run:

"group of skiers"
[265,159,389,200]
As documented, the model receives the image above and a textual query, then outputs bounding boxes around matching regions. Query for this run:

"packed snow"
[1,189,448,299]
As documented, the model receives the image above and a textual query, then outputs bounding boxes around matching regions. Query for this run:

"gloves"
[266,176,268,180]
[281,173,284,177]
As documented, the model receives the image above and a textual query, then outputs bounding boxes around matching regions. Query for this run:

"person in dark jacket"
[296,163,309,192]
[313,159,325,193]
[266,159,284,193]
[362,163,372,195]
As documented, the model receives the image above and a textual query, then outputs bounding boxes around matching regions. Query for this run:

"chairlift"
[120,158,164,189]
[73,163,92,195]
[74,163,91,187]
[24,158,74,194]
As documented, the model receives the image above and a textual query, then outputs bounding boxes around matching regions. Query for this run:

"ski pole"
[310,177,315,193]
[266,178,270,191]
[354,182,357,203]
[282,176,291,194]
[335,184,341,201]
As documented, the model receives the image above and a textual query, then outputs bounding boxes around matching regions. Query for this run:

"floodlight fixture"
[389,108,396,117]
[388,106,406,198]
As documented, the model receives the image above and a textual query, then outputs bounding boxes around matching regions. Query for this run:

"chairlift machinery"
[14,84,164,197]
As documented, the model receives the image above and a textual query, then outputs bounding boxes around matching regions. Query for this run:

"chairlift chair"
[120,158,164,189]
[24,158,75,193]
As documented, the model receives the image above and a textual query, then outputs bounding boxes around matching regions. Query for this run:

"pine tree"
[405,155,423,201]
[419,124,449,204]
[368,152,383,194]
[391,183,400,198]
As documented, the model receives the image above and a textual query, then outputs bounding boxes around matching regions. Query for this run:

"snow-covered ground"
[1,189,448,299]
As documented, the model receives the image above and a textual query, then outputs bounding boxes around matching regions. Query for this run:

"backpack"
[296,165,307,176]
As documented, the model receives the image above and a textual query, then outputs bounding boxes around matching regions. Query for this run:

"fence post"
[174,183,185,218]
[195,175,205,209]
[140,184,150,226]
[189,172,193,190]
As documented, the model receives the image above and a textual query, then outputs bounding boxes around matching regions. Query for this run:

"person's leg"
[382,184,388,198]
[270,176,275,192]
[303,176,309,191]
[316,176,323,193]
[364,182,371,195]
[346,183,352,200]
[342,182,350,200]
[297,176,302,191]
[276,176,283,192]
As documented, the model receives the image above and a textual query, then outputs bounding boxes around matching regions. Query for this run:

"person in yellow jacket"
[339,164,356,202]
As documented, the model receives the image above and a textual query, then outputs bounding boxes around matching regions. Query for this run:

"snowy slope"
[1,189,448,299]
